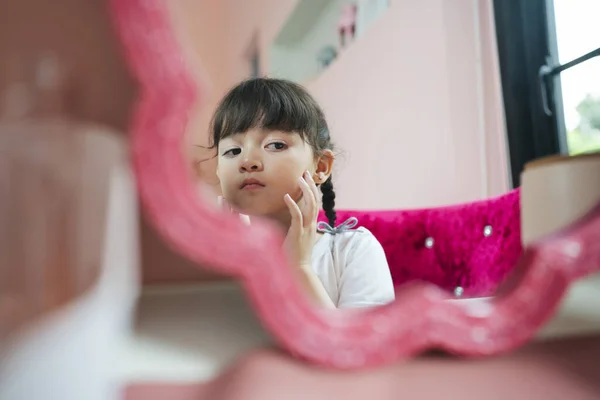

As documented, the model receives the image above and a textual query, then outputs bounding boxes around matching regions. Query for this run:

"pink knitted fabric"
[319,189,522,297]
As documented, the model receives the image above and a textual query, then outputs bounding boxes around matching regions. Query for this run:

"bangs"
[210,78,322,145]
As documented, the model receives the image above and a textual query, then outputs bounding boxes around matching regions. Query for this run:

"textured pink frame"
[109,0,600,369]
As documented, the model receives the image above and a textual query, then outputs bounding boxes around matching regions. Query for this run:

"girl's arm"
[295,264,336,309]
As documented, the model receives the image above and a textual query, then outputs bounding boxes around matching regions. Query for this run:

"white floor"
[119,274,600,383]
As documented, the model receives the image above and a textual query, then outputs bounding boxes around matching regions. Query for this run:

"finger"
[304,171,321,211]
[298,176,317,225]
[301,175,319,224]
[284,193,303,232]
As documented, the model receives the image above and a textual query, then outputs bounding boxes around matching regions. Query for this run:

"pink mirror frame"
[109,0,600,369]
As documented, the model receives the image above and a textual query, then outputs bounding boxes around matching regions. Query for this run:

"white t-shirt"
[311,226,396,308]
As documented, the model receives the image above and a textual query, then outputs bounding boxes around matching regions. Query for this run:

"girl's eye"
[222,148,241,156]
[266,142,287,151]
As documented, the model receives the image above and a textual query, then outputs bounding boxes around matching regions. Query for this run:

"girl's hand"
[283,171,320,269]
[282,172,336,309]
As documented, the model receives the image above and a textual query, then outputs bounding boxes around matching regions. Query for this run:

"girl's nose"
[240,157,263,172]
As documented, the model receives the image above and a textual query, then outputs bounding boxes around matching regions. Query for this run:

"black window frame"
[493,0,563,187]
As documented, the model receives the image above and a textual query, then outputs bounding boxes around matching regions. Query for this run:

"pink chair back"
[319,189,522,297]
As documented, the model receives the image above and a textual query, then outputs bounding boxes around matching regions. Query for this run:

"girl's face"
[216,128,331,221]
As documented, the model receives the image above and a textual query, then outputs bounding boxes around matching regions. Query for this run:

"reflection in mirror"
[139,0,600,373]
[186,0,516,310]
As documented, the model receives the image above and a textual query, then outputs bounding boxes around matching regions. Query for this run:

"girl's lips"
[241,183,265,191]
[240,178,266,190]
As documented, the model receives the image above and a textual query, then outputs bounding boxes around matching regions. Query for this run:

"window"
[553,0,600,155]
[494,0,600,187]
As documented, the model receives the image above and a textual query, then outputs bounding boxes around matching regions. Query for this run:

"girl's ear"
[314,149,334,184]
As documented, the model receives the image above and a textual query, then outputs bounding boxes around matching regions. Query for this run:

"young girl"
[211,77,395,309]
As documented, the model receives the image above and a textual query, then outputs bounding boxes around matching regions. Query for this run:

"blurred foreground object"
[0,53,139,400]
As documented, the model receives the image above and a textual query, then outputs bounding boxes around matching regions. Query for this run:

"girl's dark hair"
[209,77,337,226]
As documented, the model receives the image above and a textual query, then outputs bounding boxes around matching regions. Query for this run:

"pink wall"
[478,0,511,196]
[306,0,510,209]
[148,0,510,283]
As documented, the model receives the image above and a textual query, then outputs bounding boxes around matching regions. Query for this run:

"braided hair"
[209,77,337,226]
[320,176,336,227]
